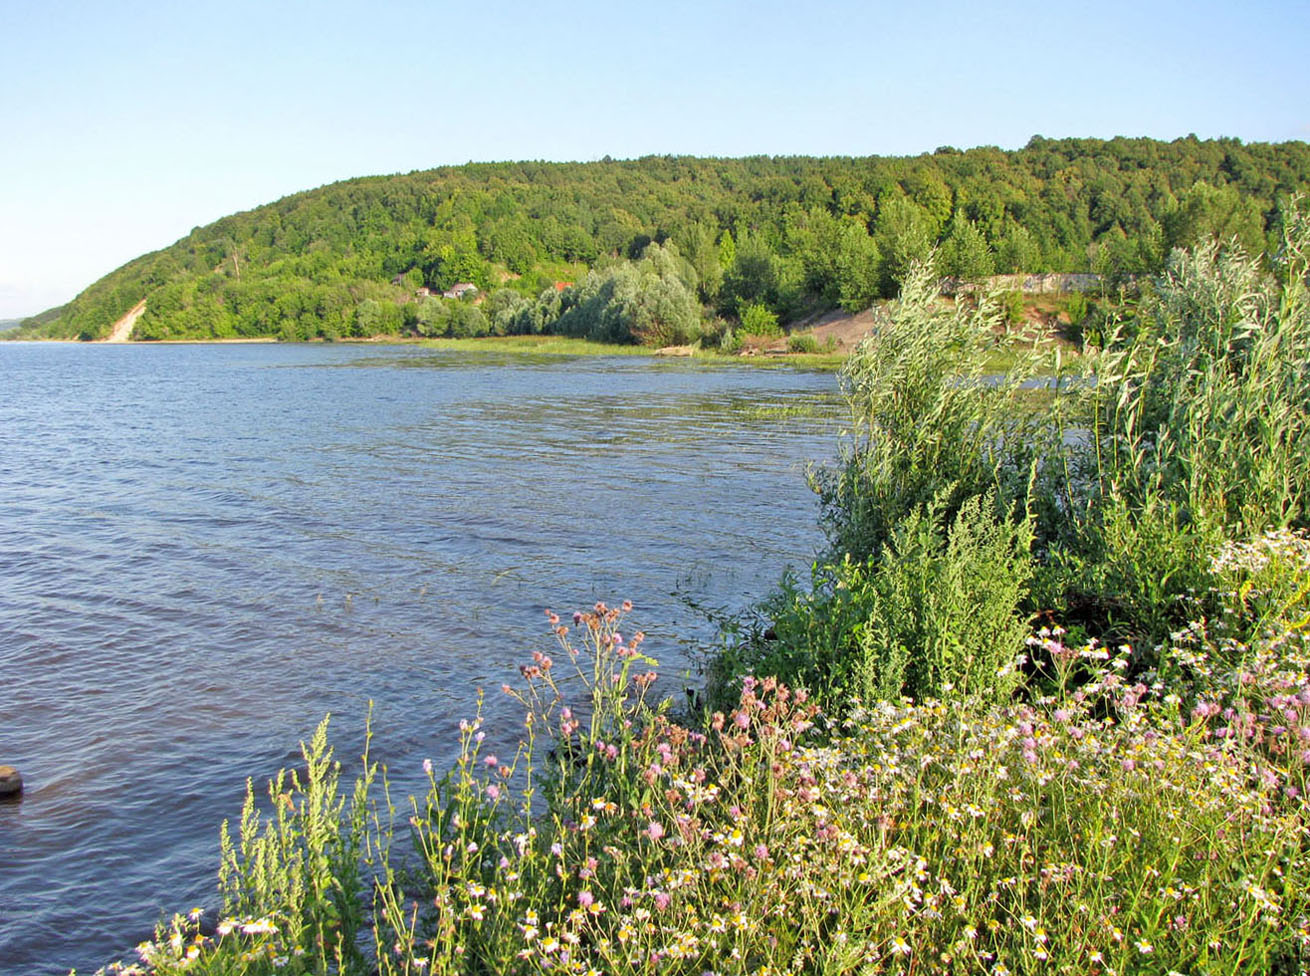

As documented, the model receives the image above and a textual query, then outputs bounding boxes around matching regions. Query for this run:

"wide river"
[0,342,842,975]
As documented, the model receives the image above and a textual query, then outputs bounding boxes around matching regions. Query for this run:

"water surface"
[0,342,840,974]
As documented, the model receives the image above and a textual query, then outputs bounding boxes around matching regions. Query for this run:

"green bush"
[1038,493,1222,655]
[1000,288,1025,329]
[717,326,742,354]
[1061,290,1088,326]
[787,332,819,354]
[717,490,1033,706]
[737,302,781,337]
[856,491,1034,702]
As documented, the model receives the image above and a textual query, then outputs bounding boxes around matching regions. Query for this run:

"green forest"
[12,135,1310,343]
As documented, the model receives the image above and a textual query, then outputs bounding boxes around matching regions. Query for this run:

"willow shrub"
[812,260,1061,565]
[715,259,1060,708]
[750,199,1310,702]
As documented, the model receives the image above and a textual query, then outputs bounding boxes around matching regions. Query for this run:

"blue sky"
[2,0,1308,319]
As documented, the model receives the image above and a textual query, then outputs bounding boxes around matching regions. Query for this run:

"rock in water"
[0,765,22,797]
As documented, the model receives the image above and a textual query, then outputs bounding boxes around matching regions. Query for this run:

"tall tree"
[939,213,994,281]
[874,195,936,295]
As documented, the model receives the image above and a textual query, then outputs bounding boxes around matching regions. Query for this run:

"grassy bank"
[405,335,656,356]
[88,209,1310,976]
[394,333,847,370]
[103,599,1310,976]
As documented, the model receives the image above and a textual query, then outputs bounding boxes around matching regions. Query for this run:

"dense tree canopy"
[13,137,1310,342]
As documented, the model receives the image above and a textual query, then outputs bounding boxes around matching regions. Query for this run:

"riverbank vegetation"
[13,137,1310,345]
[87,210,1310,975]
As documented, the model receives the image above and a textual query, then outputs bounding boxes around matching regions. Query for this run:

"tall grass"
[1088,234,1310,536]
[1039,205,1310,655]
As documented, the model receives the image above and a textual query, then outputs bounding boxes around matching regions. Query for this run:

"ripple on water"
[0,343,841,975]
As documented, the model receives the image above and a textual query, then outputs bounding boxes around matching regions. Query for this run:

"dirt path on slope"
[746,306,879,356]
[105,300,146,342]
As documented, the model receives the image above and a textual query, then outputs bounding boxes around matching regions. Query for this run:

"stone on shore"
[0,765,22,797]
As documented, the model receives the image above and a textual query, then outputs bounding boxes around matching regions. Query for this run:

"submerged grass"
[410,335,657,356]
[364,334,846,370]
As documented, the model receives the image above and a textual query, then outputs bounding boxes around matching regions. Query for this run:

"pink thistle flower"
[646,821,666,841]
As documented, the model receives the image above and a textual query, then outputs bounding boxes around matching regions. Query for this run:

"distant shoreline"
[0,332,850,369]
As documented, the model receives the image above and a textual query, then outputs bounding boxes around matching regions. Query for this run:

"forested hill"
[15,136,1310,343]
